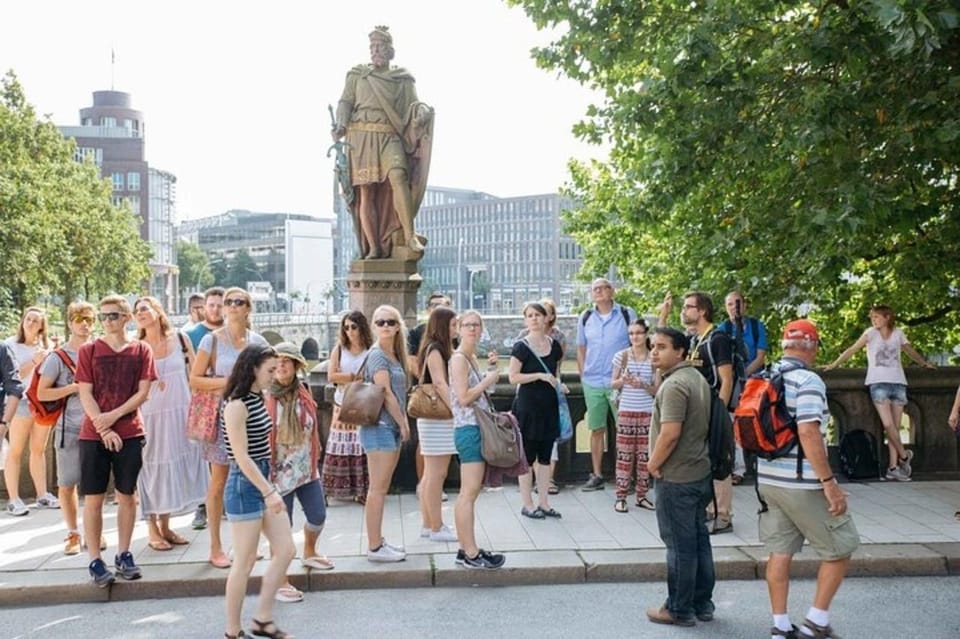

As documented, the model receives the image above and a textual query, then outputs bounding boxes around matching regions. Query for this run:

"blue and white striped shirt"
[756,358,830,490]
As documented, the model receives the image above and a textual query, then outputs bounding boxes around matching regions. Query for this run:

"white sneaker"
[420,527,431,538]
[367,544,406,562]
[6,498,28,516]
[382,538,405,553]
[885,466,911,482]
[899,449,914,477]
[36,493,60,509]
[441,491,449,502]
[428,524,458,542]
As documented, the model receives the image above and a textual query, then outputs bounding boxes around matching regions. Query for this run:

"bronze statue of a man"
[332,26,434,260]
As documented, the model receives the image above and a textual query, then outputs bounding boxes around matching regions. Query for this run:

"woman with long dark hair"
[4,306,54,516]
[321,311,373,503]
[415,306,458,542]
[824,304,935,480]
[221,343,295,639]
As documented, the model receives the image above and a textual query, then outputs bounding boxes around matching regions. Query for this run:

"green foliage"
[510,0,960,360]
[177,240,214,293]
[0,70,151,334]
[223,250,262,289]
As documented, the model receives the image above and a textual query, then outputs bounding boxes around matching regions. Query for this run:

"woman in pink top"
[825,305,935,480]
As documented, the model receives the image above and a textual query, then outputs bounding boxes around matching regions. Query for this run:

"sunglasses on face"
[224,298,249,307]
[374,319,399,327]
[98,312,123,322]
[344,323,359,331]
[72,316,95,325]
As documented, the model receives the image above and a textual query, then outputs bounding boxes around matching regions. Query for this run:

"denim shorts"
[225,458,270,522]
[454,425,483,464]
[869,383,907,405]
[359,424,400,452]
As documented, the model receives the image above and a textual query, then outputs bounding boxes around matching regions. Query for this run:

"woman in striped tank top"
[221,344,296,639]
[611,319,661,513]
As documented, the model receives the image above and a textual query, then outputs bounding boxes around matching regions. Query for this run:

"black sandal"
[251,619,292,639]
[636,497,656,511]
[614,499,628,513]
[539,507,562,519]
[225,632,247,639]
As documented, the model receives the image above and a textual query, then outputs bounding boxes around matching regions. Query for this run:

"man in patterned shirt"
[757,320,859,639]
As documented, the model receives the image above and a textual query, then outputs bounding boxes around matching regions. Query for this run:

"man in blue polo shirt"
[577,277,636,491]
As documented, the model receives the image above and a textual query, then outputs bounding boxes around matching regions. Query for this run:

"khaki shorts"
[583,383,616,431]
[758,484,860,560]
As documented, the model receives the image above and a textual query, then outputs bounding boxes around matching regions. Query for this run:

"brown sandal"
[252,619,293,639]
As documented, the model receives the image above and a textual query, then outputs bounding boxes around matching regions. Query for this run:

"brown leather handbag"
[407,349,452,420]
[338,354,385,426]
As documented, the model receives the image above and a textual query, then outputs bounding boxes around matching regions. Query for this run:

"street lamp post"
[457,237,464,310]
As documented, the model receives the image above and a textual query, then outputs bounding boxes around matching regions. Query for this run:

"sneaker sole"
[366,556,406,563]
[93,577,115,588]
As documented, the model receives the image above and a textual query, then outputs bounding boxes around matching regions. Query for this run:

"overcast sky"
[1,0,606,221]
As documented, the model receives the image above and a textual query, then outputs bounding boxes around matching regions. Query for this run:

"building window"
[74,147,103,165]
[127,172,140,191]
[112,173,124,191]
[101,116,117,127]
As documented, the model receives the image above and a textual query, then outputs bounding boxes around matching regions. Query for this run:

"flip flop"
[210,552,232,569]
[148,539,173,551]
[163,532,190,545]
[636,497,656,511]
[274,585,303,603]
[302,555,335,571]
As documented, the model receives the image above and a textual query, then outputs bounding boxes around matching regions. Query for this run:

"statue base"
[346,258,423,326]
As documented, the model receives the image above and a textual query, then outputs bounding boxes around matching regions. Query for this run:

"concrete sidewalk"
[2,480,960,607]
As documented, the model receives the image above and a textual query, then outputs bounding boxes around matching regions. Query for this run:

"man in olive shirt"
[646,327,716,627]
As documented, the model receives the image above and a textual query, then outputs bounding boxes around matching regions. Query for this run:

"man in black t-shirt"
[680,292,735,535]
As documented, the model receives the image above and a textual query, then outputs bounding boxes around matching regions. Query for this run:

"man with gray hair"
[757,320,858,639]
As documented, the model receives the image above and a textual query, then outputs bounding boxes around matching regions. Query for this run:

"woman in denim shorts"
[360,305,411,563]
[449,310,505,570]
[221,344,295,639]
[825,305,936,481]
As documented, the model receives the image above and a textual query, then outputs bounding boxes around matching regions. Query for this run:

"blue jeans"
[654,474,716,622]
[282,479,327,532]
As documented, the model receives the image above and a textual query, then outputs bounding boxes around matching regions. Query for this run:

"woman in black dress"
[508,302,563,519]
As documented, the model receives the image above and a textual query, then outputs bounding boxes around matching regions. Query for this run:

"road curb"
[2,543,958,608]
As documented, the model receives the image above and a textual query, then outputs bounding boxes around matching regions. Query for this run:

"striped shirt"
[612,349,655,413]
[224,392,272,461]
[756,357,830,490]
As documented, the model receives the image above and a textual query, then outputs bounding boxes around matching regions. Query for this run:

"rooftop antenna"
[110,47,115,90]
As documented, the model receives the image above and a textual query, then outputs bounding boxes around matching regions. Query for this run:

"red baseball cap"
[783,319,819,342]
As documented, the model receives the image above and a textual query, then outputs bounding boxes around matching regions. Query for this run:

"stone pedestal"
[346,258,422,326]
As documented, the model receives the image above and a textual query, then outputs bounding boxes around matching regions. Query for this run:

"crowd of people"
[0,282,951,639]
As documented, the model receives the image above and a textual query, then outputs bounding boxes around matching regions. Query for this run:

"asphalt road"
[2,577,957,639]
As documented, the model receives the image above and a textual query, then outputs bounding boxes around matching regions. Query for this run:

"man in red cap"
[757,320,859,639]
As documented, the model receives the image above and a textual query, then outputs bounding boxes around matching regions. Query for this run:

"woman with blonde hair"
[191,286,268,568]
[134,296,209,550]
[450,310,505,569]
[360,305,410,562]
[824,304,936,480]
[4,306,55,516]
[321,311,373,503]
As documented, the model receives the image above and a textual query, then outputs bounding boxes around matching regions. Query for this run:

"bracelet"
[263,486,278,498]
[819,475,836,484]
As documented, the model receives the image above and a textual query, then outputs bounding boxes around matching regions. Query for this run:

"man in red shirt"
[76,295,156,587]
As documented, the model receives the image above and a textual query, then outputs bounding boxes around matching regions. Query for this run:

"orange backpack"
[26,350,76,427]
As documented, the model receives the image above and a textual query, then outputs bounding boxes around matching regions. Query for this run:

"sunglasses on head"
[374,319,399,327]
[98,312,123,322]
[72,316,95,325]
[224,298,249,307]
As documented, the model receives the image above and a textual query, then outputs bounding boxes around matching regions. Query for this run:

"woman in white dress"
[4,306,56,516]
[134,296,209,550]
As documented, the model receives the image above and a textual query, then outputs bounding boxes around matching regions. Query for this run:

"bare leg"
[3,415,32,502]
[766,553,793,614]
[590,429,604,476]
[59,485,79,531]
[874,402,906,464]
[115,492,137,554]
[224,519,261,637]
[28,421,51,497]
[454,461,485,558]
[518,470,536,511]
[254,509,295,627]
[421,454,450,531]
[365,450,400,549]
[812,558,849,610]
[302,528,319,559]
[84,494,106,562]
[208,462,230,562]
[534,462,553,510]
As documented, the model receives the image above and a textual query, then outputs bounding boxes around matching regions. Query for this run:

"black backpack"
[708,388,735,481]
[839,429,881,480]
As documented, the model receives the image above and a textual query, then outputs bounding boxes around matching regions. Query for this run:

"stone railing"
[3,367,958,500]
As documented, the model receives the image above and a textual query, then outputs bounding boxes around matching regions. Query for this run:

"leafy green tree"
[177,240,214,294]
[510,0,960,359]
[0,70,150,332]
[224,250,262,288]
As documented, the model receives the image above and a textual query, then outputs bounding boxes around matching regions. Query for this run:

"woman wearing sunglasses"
[321,311,373,504]
[133,296,208,551]
[191,287,268,569]
[360,305,410,562]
